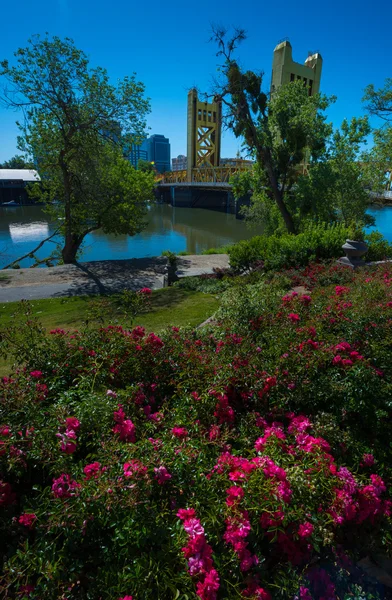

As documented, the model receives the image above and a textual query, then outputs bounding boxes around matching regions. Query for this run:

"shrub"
[228,223,391,272]
[1,264,392,598]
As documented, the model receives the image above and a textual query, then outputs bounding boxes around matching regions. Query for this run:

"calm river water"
[0,204,257,268]
[0,204,391,269]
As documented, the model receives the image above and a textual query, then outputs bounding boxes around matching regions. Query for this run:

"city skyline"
[0,0,390,163]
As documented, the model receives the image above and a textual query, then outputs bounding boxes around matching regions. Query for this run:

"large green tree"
[0,35,154,264]
[362,79,392,195]
[211,27,372,233]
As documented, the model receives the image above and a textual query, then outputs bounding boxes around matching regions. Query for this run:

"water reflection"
[0,204,257,268]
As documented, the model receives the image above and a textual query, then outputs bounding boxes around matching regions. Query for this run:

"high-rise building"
[271,41,322,96]
[141,134,171,173]
[172,155,187,171]
[127,143,148,169]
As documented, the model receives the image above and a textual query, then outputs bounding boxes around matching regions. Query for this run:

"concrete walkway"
[0,257,168,303]
[176,254,229,278]
[0,254,230,303]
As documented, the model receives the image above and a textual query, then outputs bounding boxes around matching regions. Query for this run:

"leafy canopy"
[210,27,372,234]
[0,35,153,263]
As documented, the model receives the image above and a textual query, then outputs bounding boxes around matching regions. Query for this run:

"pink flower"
[288,313,300,323]
[362,453,375,467]
[57,433,77,454]
[29,370,43,379]
[113,406,136,442]
[301,295,312,305]
[139,287,152,295]
[253,589,272,600]
[177,508,197,520]
[370,474,386,495]
[106,389,117,397]
[123,460,147,478]
[196,568,220,600]
[335,285,349,296]
[298,522,314,538]
[65,417,80,432]
[0,425,11,437]
[299,586,312,600]
[119,596,133,600]
[51,474,80,498]
[288,415,312,434]
[154,466,172,484]
[18,513,37,529]
[171,426,188,439]
[84,462,102,480]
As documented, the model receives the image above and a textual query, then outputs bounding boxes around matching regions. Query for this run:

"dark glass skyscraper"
[141,134,171,173]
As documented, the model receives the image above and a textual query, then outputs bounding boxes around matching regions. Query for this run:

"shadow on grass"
[148,288,189,311]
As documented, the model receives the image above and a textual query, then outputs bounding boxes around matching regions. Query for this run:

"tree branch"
[2,228,61,270]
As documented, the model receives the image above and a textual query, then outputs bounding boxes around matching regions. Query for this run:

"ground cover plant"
[1,262,392,599]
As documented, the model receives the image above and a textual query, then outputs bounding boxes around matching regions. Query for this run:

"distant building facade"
[127,143,148,169]
[221,158,254,168]
[271,40,322,96]
[142,134,171,173]
[0,169,40,205]
[172,155,187,171]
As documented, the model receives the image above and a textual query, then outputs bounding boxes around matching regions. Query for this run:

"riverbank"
[0,254,230,302]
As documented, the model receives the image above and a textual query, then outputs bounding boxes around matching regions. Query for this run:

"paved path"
[0,254,230,303]
[0,257,168,303]
[176,254,229,278]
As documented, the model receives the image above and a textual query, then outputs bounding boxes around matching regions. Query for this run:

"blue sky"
[0,0,390,163]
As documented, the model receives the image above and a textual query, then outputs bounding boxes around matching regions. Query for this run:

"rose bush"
[1,263,392,599]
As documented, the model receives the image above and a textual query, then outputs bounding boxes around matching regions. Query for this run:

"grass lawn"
[0,288,219,376]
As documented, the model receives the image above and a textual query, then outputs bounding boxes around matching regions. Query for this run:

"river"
[1,204,391,269]
[0,204,257,268]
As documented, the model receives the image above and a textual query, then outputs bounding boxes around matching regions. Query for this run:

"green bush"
[228,223,391,272]
[2,264,392,599]
[364,230,392,261]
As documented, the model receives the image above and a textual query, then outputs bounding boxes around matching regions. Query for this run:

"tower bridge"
[157,42,391,213]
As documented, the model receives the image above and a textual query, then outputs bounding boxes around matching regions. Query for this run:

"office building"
[142,134,171,174]
[172,155,187,171]
[127,143,148,169]
[271,41,322,96]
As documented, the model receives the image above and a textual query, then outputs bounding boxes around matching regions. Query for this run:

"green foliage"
[1,263,392,597]
[228,223,363,271]
[364,230,392,261]
[0,154,34,169]
[212,28,372,234]
[0,35,152,263]
[362,78,392,197]
[137,159,155,173]
[161,250,178,266]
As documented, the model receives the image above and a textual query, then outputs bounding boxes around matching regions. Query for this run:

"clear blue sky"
[0,0,390,163]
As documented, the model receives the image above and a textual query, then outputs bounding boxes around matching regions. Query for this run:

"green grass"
[0,288,220,376]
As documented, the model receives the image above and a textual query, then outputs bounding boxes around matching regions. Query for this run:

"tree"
[0,154,34,169]
[293,117,374,227]
[362,79,392,194]
[211,27,371,233]
[138,159,155,173]
[0,35,154,264]
[363,79,392,121]
[210,26,333,234]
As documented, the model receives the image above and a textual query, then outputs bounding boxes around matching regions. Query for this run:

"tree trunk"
[62,233,82,264]
[262,150,296,234]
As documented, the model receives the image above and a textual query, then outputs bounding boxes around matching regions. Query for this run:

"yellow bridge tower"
[186,88,222,182]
